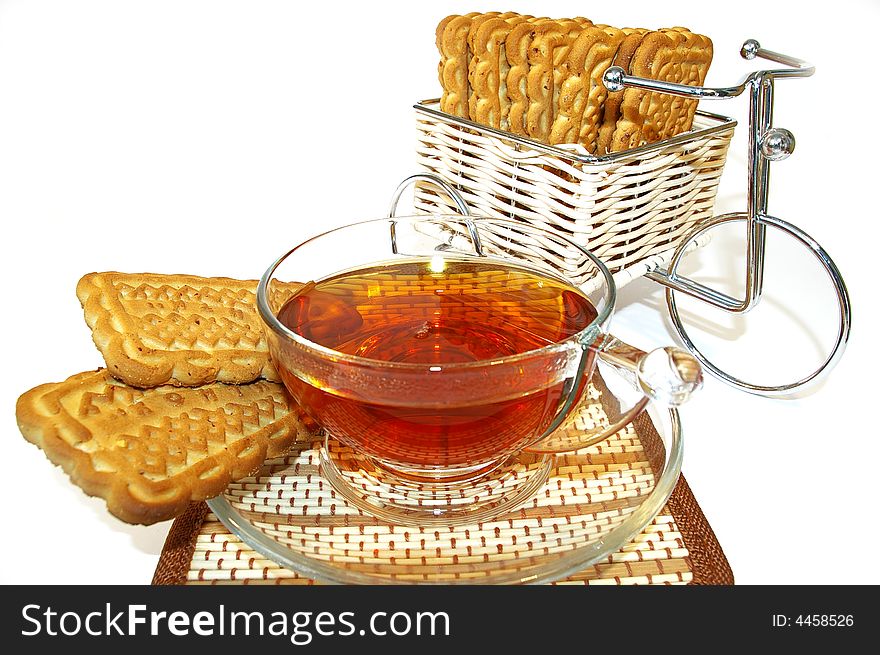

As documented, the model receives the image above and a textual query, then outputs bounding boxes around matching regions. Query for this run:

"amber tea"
[274,257,598,474]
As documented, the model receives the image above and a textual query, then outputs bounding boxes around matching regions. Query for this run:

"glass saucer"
[206,376,683,585]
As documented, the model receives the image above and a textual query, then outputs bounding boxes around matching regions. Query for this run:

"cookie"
[525,17,592,142]
[437,12,486,118]
[657,27,713,140]
[550,25,625,149]
[77,272,302,388]
[609,28,713,151]
[469,13,533,129]
[505,18,546,136]
[16,370,312,524]
[596,27,649,153]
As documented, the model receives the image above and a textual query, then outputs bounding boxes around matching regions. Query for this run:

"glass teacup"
[257,215,700,525]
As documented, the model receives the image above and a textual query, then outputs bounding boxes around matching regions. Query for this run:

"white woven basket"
[413,100,735,289]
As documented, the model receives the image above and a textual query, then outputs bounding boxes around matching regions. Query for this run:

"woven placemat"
[153,398,732,585]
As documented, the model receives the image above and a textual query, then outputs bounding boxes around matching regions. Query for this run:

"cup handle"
[597,336,703,407]
[526,336,702,454]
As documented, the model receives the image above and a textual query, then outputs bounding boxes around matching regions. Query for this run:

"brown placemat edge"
[152,501,209,585]
[665,475,734,585]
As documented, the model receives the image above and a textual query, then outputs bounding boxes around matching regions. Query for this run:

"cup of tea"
[257,214,700,525]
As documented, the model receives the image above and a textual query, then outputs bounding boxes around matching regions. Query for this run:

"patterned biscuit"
[609,28,713,151]
[16,370,313,524]
[596,27,649,153]
[469,13,533,129]
[524,17,592,142]
[466,11,520,123]
[77,272,302,388]
[436,14,467,116]
[437,12,489,118]
[657,27,713,139]
[610,30,681,150]
[505,18,546,136]
[550,25,625,149]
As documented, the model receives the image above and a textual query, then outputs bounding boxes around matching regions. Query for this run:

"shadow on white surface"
[46,460,171,558]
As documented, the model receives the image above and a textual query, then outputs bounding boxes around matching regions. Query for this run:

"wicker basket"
[413,100,735,287]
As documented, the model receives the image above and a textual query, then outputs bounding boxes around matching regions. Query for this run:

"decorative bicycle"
[602,39,851,396]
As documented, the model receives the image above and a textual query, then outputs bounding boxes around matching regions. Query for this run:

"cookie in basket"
[468,12,534,129]
[657,27,713,139]
[16,370,313,524]
[504,17,545,136]
[525,17,593,142]
[608,28,713,151]
[77,272,302,388]
[596,27,649,153]
[436,12,484,118]
[550,25,625,149]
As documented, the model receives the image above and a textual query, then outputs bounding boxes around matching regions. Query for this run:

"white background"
[1,0,877,584]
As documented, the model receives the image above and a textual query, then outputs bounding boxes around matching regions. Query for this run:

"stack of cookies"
[16,272,317,524]
[436,13,713,153]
